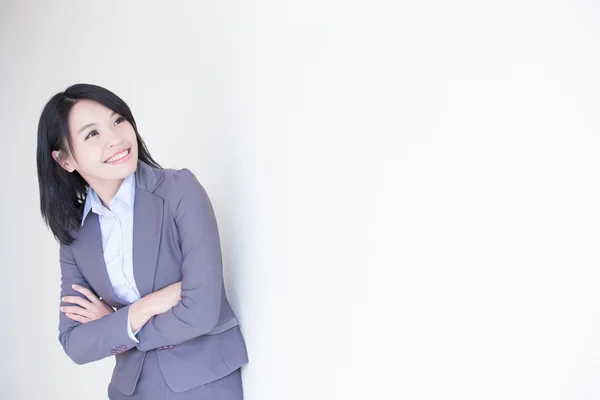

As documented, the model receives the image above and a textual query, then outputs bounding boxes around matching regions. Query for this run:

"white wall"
[1,0,600,398]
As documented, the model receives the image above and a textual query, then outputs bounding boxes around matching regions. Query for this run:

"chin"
[103,157,138,179]
[120,158,138,176]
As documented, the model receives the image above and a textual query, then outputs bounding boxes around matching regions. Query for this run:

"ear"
[52,150,75,173]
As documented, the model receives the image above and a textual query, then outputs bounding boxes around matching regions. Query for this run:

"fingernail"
[62,297,66,302]
[72,284,78,289]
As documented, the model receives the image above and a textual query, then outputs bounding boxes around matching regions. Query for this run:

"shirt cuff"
[126,307,140,343]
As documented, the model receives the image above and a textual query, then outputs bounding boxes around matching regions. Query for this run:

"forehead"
[68,100,114,131]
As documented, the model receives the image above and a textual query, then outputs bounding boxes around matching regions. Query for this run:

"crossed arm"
[59,281,181,333]
[58,168,225,364]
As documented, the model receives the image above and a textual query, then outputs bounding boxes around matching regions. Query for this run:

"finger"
[72,284,100,304]
[65,312,90,324]
[62,295,93,309]
[60,305,92,319]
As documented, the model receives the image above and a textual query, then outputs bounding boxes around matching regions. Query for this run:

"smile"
[104,148,131,164]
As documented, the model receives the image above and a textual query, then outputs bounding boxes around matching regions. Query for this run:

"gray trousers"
[108,350,244,399]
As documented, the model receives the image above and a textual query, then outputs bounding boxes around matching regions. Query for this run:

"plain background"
[1,0,600,399]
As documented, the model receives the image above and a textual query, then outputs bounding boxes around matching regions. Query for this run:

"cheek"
[128,132,139,154]
[128,128,138,144]
[73,144,102,168]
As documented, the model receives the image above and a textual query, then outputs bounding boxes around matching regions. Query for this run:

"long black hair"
[36,83,161,245]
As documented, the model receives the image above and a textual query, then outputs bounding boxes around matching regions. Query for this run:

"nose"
[105,127,123,148]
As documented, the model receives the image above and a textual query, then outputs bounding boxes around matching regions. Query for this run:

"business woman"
[36,83,249,399]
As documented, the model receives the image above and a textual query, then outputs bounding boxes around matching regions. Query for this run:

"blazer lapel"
[132,161,164,298]
[74,212,123,307]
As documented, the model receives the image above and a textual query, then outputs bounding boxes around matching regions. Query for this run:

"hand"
[60,284,115,323]
[129,281,182,332]
[147,281,182,315]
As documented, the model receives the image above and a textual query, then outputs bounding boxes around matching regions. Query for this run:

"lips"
[104,148,131,163]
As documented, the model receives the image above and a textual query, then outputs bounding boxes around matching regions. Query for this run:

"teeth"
[106,150,128,163]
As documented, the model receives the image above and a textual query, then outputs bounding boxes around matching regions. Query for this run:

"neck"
[90,178,124,210]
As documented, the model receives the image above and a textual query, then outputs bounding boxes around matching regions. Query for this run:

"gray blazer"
[57,160,249,394]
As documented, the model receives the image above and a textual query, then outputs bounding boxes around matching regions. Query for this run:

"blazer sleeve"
[134,168,224,352]
[58,243,138,364]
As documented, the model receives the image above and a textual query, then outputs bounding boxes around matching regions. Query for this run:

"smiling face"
[53,99,139,193]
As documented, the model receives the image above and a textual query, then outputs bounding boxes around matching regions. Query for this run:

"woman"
[36,83,249,399]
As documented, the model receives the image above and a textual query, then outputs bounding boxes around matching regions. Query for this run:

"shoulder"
[160,167,204,194]
[145,163,203,194]
[156,167,211,213]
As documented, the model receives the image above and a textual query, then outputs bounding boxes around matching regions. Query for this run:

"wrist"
[129,298,154,331]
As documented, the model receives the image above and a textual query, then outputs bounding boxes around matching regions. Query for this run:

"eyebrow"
[78,111,117,135]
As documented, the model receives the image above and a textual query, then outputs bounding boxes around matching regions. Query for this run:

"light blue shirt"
[82,173,141,342]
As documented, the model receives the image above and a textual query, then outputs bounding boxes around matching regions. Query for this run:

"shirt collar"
[81,173,136,226]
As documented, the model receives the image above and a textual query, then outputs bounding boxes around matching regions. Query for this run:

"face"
[53,99,139,189]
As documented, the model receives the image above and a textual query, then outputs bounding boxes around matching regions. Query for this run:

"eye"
[85,130,99,140]
[114,116,125,125]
